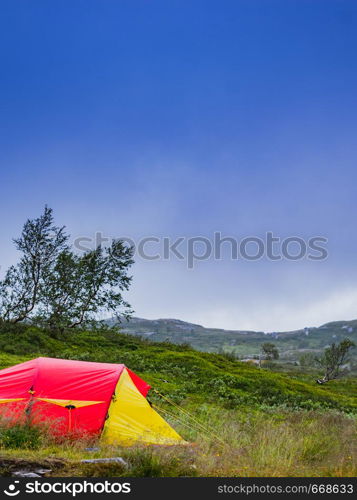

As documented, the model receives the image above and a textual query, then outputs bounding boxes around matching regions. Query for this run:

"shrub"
[0,424,42,450]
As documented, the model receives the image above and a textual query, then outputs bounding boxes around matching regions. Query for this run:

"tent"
[0,357,184,446]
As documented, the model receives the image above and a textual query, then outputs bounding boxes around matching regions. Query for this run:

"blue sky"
[1,0,357,330]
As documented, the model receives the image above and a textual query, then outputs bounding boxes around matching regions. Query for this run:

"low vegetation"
[0,408,355,477]
[0,323,355,477]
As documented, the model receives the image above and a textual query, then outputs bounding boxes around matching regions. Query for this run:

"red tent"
[0,357,184,445]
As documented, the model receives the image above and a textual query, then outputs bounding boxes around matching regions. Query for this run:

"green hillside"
[117,317,357,366]
[0,323,355,413]
[0,323,355,477]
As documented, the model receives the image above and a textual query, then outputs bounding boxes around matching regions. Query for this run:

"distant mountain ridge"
[108,316,357,362]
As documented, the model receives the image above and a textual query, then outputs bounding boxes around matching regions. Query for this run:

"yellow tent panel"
[0,398,26,404]
[35,398,104,408]
[102,368,185,446]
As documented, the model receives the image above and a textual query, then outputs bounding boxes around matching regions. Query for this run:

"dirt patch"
[0,456,67,477]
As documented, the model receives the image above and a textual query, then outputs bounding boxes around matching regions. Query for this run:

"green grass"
[0,423,42,450]
[0,323,355,477]
[0,409,355,477]
[0,323,354,412]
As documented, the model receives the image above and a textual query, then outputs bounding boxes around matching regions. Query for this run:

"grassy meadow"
[0,323,355,477]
